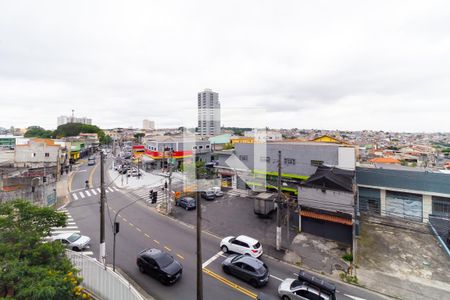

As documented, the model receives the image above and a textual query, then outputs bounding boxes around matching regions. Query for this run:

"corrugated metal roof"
[356,167,450,195]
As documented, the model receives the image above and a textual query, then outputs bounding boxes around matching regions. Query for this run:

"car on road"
[175,197,196,210]
[278,270,336,300]
[52,232,91,251]
[87,156,95,166]
[222,254,269,288]
[220,235,263,258]
[137,248,183,285]
[201,190,216,201]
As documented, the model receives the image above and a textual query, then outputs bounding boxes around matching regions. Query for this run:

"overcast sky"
[1,1,450,132]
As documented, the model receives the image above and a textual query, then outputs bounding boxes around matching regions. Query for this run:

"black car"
[175,197,196,210]
[201,190,216,201]
[222,254,269,287]
[137,248,182,284]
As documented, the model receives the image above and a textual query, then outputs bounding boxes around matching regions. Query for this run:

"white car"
[52,232,91,251]
[278,271,337,300]
[210,186,224,197]
[220,235,263,258]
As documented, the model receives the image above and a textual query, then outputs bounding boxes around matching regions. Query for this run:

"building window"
[260,156,270,163]
[239,155,248,161]
[206,145,210,148]
[193,146,197,150]
[45,153,50,157]
[284,158,295,165]
[199,145,203,149]
[32,153,36,157]
[432,196,450,217]
[311,160,324,166]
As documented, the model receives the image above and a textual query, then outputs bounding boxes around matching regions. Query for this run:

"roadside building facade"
[143,119,155,130]
[57,115,92,126]
[144,136,211,170]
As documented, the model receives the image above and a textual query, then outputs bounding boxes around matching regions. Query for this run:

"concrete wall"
[235,142,341,176]
[15,142,59,167]
[423,194,432,222]
[298,186,354,216]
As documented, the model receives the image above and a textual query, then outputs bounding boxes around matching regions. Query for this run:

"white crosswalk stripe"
[72,193,78,200]
[79,191,85,198]
[85,190,91,197]
[49,210,93,257]
[113,187,119,191]
[91,189,97,195]
[96,188,101,193]
[108,187,114,192]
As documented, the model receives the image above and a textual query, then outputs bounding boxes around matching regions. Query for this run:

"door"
[386,191,422,222]
[144,257,159,278]
[241,263,255,282]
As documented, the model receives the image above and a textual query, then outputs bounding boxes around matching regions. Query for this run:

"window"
[45,153,50,157]
[284,158,295,165]
[193,146,197,150]
[199,145,203,149]
[239,155,248,161]
[432,196,450,217]
[31,153,36,157]
[260,156,270,163]
[311,160,324,167]
[206,145,210,148]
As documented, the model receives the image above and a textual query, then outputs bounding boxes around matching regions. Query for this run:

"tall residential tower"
[197,88,221,137]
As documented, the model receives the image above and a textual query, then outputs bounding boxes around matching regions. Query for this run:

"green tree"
[24,126,54,138]
[0,200,88,299]
[134,133,145,143]
[54,123,110,145]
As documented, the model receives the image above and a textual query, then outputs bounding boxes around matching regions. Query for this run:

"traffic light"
[149,189,153,200]
[42,176,47,183]
[114,222,120,234]
[152,191,158,204]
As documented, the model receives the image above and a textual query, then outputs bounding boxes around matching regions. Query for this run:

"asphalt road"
[65,156,389,300]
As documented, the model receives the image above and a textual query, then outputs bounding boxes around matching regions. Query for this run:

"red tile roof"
[300,210,353,226]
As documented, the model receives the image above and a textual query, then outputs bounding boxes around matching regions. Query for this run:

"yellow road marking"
[129,222,134,227]
[164,246,172,252]
[144,233,150,238]
[203,268,257,299]
[88,163,99,187]
[153,239,160,244]
[136,227,142,232]
[176,254,185,260]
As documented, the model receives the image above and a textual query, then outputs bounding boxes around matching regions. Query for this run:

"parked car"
[220,235,263,258]
[52,232,90,251]
[175,197,196,210]
[210,187,224,197]
[278,270,336,300]
[128,168,141,177]
[222,254,269,288]
[201,190,216,200]
[136,248,182,284]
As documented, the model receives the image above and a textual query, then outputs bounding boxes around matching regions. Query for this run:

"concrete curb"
[108,265,155,300]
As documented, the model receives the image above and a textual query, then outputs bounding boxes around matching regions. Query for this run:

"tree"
[134,133,145,144]
[24,126,54,139]
[54,123,110,145]
[0,200,90,299]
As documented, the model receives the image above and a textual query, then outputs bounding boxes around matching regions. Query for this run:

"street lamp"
[112,197,142,272]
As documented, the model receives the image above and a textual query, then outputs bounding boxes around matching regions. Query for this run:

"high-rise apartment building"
[197,88,221,137]
[57,115,92,127]
[143,119,155,130]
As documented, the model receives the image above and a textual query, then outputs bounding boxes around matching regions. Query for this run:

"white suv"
[220,235,263,258]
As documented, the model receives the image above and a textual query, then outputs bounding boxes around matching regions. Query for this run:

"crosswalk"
[71,187,119,200]
[130,187,167,204]
[52,208,93,257]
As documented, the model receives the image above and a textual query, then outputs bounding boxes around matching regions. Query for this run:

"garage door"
[301,217,352,245]
[386,191,422,222]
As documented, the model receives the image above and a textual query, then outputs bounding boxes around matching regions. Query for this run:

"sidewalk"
[107,167,167,190]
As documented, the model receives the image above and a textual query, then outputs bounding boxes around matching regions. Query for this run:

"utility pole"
[167,150,173,214]
[276,150,282,251]
[196,189,203,300]
[99,151,106,266]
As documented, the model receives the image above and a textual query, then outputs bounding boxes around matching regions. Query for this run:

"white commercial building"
[57,115,92,127]
[197,88,221,137]
[244,129,282,142]
[143,119,155,130]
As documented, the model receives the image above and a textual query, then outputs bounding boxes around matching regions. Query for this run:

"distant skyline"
[1,1,450,132]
